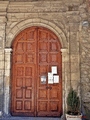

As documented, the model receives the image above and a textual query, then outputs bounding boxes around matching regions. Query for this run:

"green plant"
[67,88,80,115]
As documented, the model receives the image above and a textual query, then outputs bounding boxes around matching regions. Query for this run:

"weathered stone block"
[71,80,80,90]
[0,61,4,69]
[71,72,80,81]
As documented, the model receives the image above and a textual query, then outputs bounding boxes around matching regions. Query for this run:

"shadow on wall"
[82,103,90,120]
[84,106,90,120]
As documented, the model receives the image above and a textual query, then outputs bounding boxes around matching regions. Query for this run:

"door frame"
[4,45,69,117]
[10,27,62,116]
[4,20,70,116]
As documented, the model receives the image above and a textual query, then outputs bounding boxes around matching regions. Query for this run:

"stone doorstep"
[0,117,61,120]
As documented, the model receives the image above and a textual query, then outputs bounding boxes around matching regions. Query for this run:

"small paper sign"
[48,72,53,84]
[52,66,57,74]
[53,75,59,83]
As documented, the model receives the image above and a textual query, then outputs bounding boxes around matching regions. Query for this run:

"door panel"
[11,27,37,116]
[11,27,62,117]
[37,28,62,116]
[12,65,35,116]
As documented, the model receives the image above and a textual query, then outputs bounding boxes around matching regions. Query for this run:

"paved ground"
[0,117,61,120]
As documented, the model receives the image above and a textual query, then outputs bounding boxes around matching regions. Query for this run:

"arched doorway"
[11,27,62,117]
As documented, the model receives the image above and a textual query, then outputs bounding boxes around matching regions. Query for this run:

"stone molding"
[0,16,7,23]
[61,48,69,54]
[4,48,12,53]
[6,18,68,48]
[4,48,12,75]
[0,1,9,15]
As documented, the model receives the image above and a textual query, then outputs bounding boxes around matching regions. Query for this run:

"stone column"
[61,48,70,114]
[0,1,9,116]
[4,48,12,115]
[0,50,4,117]
[0,16,7,117]
[69,23,80,91]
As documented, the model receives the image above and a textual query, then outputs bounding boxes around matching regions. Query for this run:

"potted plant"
[66,88,82,120]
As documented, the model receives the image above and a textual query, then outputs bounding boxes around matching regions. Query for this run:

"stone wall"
[80,18,90,112]
[0,0,89,116]
[80,0,90,111]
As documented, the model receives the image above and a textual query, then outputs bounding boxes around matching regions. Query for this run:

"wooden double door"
[11,27,62,117]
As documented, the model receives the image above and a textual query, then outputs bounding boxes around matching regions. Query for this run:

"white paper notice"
[48,72,53,84]
[53,75,59,83]
[52,66,57,74]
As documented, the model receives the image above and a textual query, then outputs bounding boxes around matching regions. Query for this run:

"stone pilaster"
[0,50,4,117]
[61,48,70,114]
[68,22,80,91]
[0,1,8,116]
[4,48,12,115]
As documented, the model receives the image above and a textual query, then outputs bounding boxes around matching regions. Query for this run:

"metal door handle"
[46,86,52,89]
[46,86,48,89]
[49,86,52,90]
[21,86,27,89]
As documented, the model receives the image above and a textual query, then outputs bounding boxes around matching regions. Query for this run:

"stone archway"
[4,18,69,116]
[6,18,67,48]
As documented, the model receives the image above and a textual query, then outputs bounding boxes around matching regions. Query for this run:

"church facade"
[0,0,90,117]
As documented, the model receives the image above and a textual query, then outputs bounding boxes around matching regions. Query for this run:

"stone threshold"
[0,116,61,120]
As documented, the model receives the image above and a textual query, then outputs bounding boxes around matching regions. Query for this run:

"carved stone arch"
[6,18,68,48]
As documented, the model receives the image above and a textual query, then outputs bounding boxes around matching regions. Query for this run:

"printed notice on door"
[48,72,53,84]
[52,66,57,74]
[53,75,59,83]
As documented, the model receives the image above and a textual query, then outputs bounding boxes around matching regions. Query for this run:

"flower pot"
[66,114,82,120]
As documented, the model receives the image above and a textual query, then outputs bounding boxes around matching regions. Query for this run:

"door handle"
[21,86,27,89]
[46,86,48,89]
[49,86,52,90]
[46,86,52,89]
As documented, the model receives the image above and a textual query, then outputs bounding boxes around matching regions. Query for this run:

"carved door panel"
[12,65,35,116]
[11,28,37,116]
[11,27,62,117]
[37,28,62,116]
